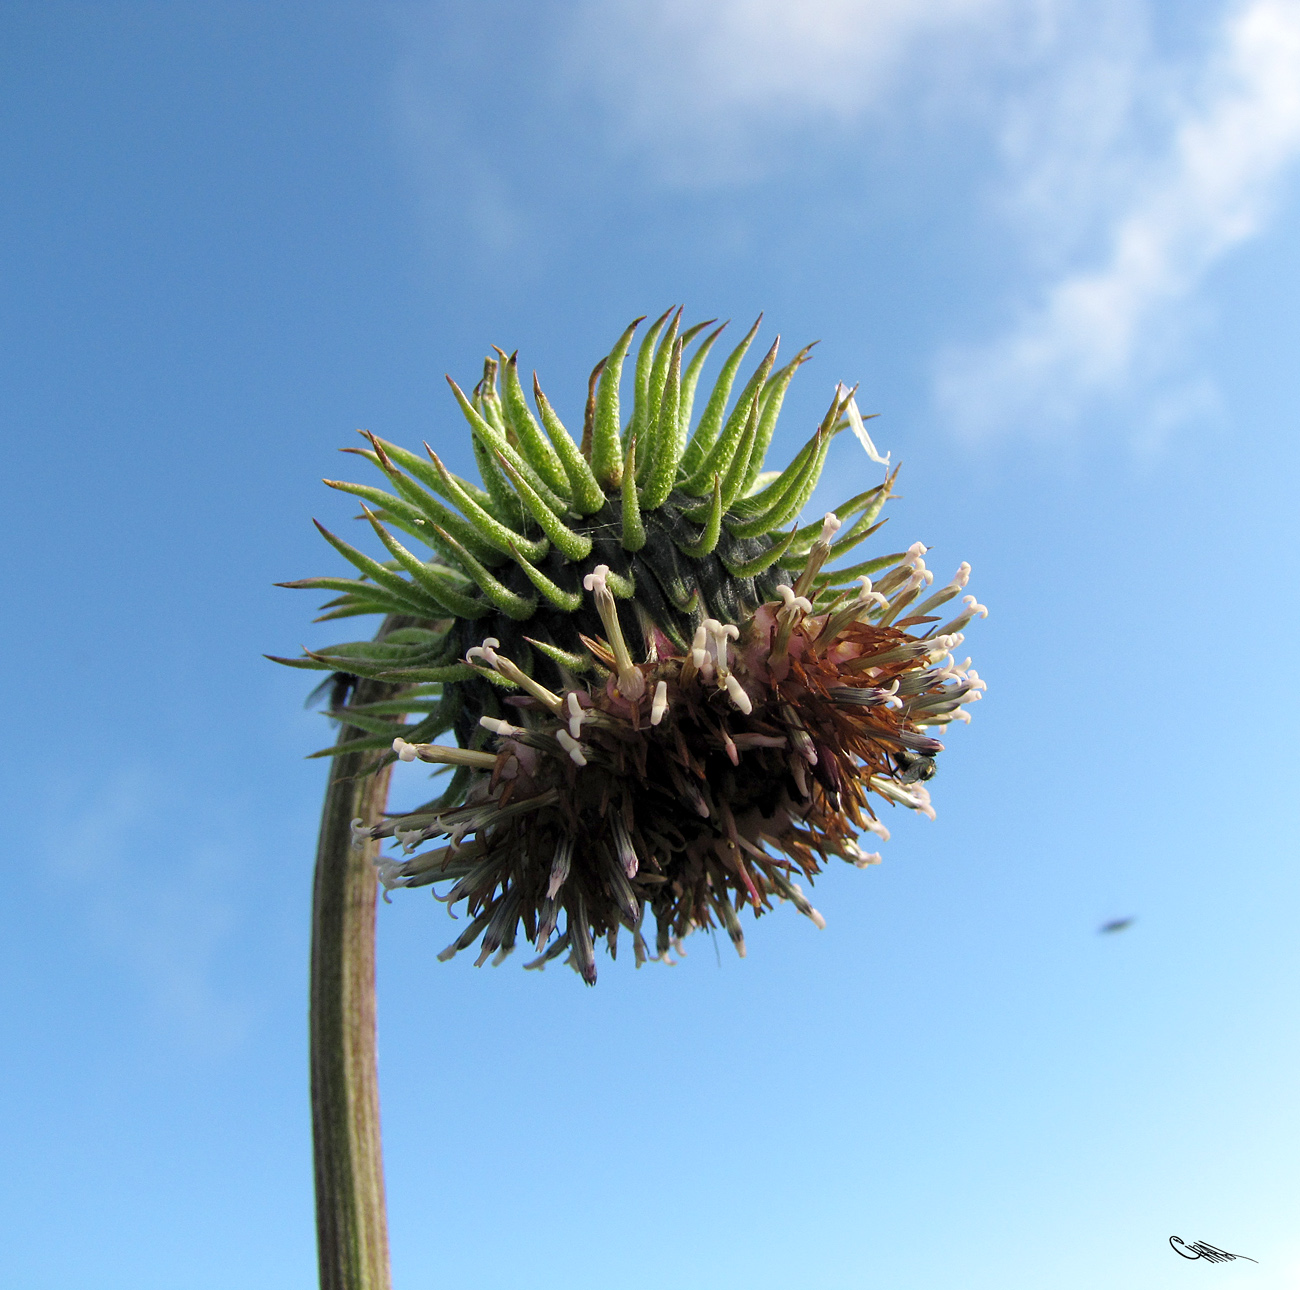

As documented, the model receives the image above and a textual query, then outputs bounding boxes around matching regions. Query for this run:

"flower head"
[275,310,985,983]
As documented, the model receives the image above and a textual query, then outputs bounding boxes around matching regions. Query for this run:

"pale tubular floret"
[584,564,646,701]
[706,620,739,681]
[870,775,937,819]
[770,584,813,667]
[724,673,753,714]
[793,511,843,598]
[566,691,585,739]
[650,680,669,726]
[391,737,497,769]
[842,838,882,868]
[467,637,565,715]
[555,728,588,766]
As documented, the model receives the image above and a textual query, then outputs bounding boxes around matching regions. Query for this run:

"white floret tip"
[724,674,753,714]
[555,728,587,766]
[650,680,669,726]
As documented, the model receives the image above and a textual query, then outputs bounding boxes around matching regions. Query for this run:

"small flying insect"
[1098,916,1135,934]
[895,749,937,785]
[304,670,359,713]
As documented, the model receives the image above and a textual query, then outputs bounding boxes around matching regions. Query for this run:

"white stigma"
[855,576,888,610]
[555,728,587,766]
[818,512,842,545]
[690,622,710,669]
[650,680,668,726]
[465,637,501,667]
[705,620,739,680]
[724,674,753,715]
[776,585,813,614]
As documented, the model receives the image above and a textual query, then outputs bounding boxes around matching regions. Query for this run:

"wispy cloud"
[565,0,1300,439]
[566,0,1012,184]
[938,0,1300,440]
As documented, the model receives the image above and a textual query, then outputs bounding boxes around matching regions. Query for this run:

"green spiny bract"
[273,310,987,983]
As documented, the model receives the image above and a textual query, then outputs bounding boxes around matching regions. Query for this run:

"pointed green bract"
[470,433,526,529]
[277,577,422,618]
[509,543,583,612]
[496,350,571,499]
[523,636,593,674]
[620,437,646,552]
[359,506,488,619]
[626,308,671,454]
[591,318,642,490]
[742,344,815,494]
[323,478,462,564]
[476,357,507,433]
[729,432,817,520]
[725,428,826,540]
[718,395,761,511]
[721,523,797,578]
[494,452,594,561]
[376,663,478,683]
[365,433,494,513]
[640,336,683,510]
[340,449,503,566]
[814,552,907,585]
[642,307,682,459]
[679,314,761,478]
[678,320,726,442]
[446,377,570,516]
[425,448,550,563]
[785,484,888,557]
[682,336,779,495]
[308,522,454,620]
[532,374,605,515]
[675,473,722,559]
[431,524,537,622]
[749,429,832,536]
[822,487,894,558]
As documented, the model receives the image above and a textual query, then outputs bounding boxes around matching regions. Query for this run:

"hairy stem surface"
[310,661,400,1290]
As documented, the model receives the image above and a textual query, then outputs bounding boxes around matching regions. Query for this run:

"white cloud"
[565,0,1300,439]
[565,0,1013,184]
[938,0,1300,439]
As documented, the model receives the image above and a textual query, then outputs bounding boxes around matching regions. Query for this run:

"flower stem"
[309,664,400,1290]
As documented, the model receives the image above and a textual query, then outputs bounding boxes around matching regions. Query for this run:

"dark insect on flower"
[272,310,987,984]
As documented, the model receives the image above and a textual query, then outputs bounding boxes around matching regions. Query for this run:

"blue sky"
[2,2,1299,1286]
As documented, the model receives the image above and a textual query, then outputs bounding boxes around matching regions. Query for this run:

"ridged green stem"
[311,623,405,1290]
